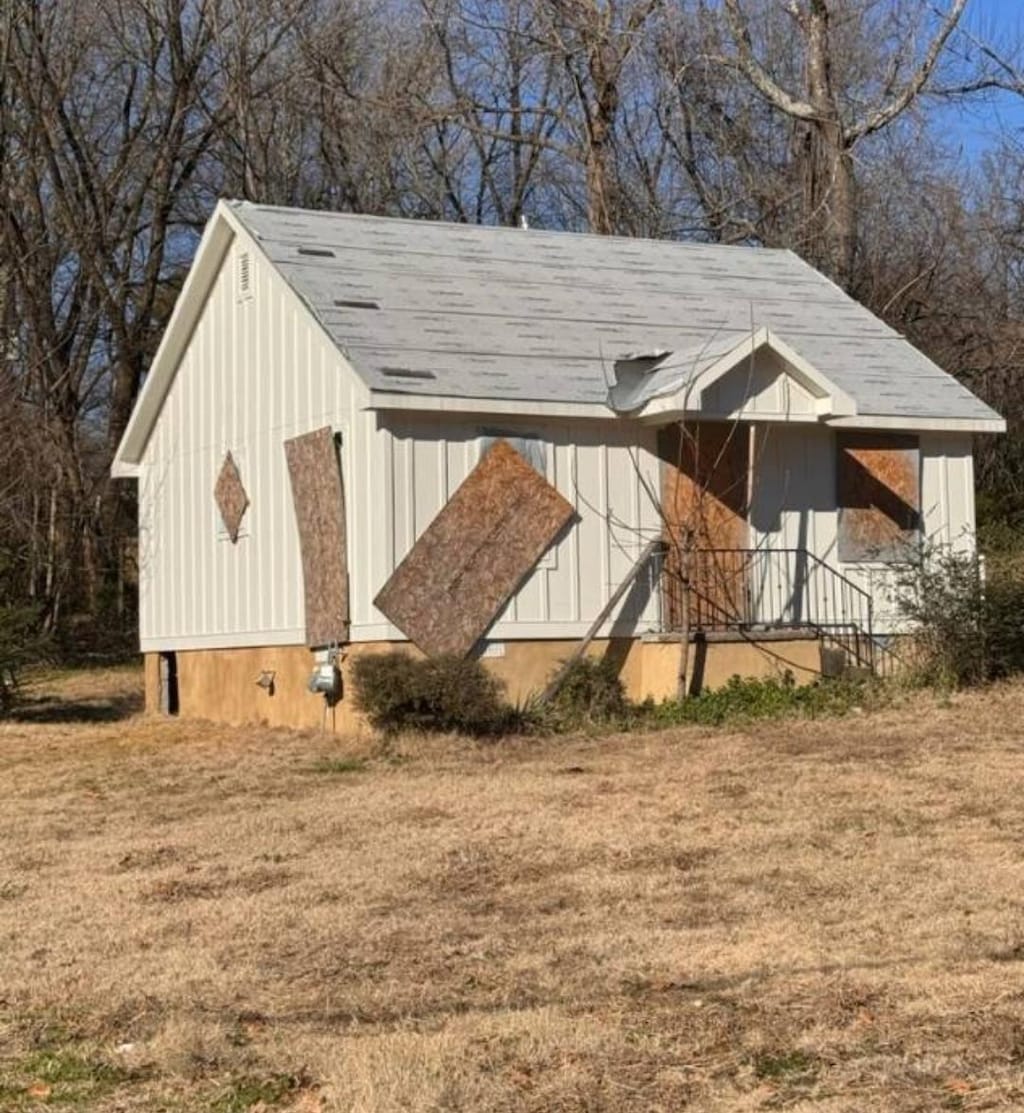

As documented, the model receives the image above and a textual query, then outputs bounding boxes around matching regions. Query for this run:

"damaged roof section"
[610,327,858,419]
[228,200,1001,426]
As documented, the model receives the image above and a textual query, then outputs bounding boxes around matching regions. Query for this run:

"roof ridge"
[227,198,793,255]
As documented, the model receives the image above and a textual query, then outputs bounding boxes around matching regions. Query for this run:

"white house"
[112,201,1003,729]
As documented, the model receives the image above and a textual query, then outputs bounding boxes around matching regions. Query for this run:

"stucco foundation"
[145,633,825,733]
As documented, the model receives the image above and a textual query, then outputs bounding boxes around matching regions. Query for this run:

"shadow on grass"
[6,691,144,724]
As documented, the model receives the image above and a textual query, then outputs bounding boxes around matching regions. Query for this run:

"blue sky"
[944,0,1024,158]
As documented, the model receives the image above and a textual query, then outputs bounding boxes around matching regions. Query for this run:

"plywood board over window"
[284,427,349,646]
[214,451,249,543]
[374,438,574,658]
[837,432,920,563]
[659,422,749,630]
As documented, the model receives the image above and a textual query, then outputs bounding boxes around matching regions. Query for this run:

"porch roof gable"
[609,327,857,421]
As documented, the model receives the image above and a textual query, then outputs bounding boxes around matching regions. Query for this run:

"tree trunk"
[801,1,855,287]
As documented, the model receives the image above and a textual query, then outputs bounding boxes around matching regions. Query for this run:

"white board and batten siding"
[749,424,976,632]
[374,414,664,643]
[137,232,664,653]
[140,232,367,652]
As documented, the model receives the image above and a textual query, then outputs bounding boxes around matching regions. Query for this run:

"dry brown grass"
[2,667,1024,1111]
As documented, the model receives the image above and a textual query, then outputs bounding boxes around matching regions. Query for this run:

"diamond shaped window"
[214,452,249,543]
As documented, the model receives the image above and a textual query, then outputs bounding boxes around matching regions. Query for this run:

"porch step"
[642,627,820,645]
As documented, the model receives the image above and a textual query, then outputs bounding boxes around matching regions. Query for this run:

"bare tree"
[701,0,968,286]
[0,0,300,635]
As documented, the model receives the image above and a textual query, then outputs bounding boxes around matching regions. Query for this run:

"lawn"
[1,668,1024,1111]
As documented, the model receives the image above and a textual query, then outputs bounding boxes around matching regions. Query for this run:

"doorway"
[658,421,751,630]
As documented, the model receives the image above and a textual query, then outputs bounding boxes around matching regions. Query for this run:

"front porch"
[653,544,891,679]
[602,325,944,687]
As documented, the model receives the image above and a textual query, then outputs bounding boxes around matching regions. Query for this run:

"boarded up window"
[374,438,574,658]
[478,431,556,570]
[479,431,546,476]
[284,427,349,646]
[214,451,249,543]
[837,433,920,563]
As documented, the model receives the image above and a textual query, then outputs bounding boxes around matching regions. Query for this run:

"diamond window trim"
[214,451,250,544]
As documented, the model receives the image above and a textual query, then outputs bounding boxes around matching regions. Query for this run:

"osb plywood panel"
[284,427,350,646]
[214,452,249,543]
[838,433,920,563]
[374,438,575,657]
[659,422,749,630]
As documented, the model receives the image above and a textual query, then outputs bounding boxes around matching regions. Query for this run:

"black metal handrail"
[658,546,887,674]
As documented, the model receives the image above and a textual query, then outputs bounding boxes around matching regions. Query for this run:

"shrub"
[351,651,508,735]
[895,547,1024,687]
[546,656,629,727]
[0,602,45,716]
[647,672,878,727]
[538,661,876,734]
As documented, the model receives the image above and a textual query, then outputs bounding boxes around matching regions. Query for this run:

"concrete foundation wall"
[145,635,825,733]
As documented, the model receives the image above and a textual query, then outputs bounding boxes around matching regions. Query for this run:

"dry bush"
[351,652,508,735]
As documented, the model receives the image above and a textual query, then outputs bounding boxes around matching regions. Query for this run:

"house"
[112,201,1004,730]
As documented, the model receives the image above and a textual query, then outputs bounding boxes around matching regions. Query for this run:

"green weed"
[210,1072,303,1112]
[0,1048,135,1108]
[753,1048,819,1081]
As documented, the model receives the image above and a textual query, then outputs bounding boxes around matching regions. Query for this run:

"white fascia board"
[112,205,236,475]
[364,392,614,420]
[634,327,857,423]
[827,413,1006,434]
[720,410,822,425]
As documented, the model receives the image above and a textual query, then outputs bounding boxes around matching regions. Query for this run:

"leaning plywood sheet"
[284,427,350,646]
[375,439,574,657]
[837,432,920,563]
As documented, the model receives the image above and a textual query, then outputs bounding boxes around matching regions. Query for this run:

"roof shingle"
[231,201,1000,425]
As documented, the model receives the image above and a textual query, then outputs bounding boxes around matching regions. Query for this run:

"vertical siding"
[138,234,663,649]
[749,426,976,633]
[366,415,663,641]
[138,234,373,650]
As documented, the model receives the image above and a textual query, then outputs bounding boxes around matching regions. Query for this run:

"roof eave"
[826,413,1006,434]
[364,391,615,420]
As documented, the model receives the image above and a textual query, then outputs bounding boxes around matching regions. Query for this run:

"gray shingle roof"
[230,201,1000,425]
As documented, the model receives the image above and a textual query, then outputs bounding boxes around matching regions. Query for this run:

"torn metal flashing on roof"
[607,327,858,419]
[607,337,738,412]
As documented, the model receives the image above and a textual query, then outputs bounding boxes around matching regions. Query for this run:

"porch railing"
[658,546,893,675]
